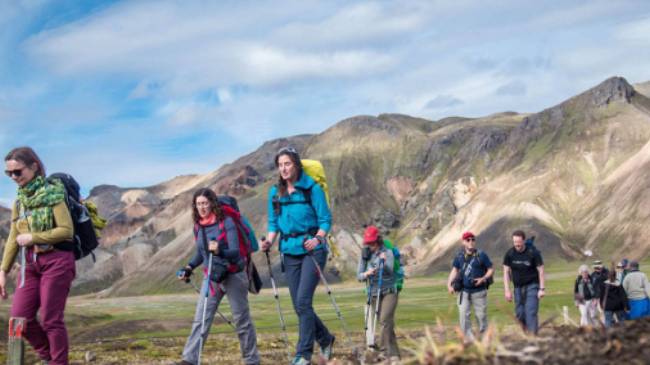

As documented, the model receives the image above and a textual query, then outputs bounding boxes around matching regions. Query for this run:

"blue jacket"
[268,172,331,255]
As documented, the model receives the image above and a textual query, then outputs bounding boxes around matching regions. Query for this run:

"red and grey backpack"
[193,196,253,273]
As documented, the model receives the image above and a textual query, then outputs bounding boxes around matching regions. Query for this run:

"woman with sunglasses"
[0,147,75,365]
[260,147,334,365]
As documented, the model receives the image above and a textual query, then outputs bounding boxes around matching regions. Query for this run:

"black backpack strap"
[273,184,317,216]
[200,226,210,260]
[294,186,316,215]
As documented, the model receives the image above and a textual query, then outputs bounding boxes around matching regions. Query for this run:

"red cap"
[462,231,475,241]
[363,225,380,244]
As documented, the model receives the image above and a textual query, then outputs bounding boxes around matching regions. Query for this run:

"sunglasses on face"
[4,167,25,178]
[464,238,476,242]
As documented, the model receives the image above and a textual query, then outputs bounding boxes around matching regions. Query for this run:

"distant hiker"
[622,261,650,320]
[616,259,629,283]
[574,265,598,326]
[260,147,334,365]
[447,231,494,341]
[503,230,545,334]
[0,147,76,365]
[175,188,259,365]
[600,267,628,328]
[357,225,401,362]
[590,260,609,300]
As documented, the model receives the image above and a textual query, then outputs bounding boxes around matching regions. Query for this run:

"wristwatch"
[539,288,545,291]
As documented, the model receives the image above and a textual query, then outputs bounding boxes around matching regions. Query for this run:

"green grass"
[7,261,645,337]
[1,260,649,364]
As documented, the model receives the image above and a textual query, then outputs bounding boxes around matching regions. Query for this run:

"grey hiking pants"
[457,289,488,340]
[370,291,400,358]
[182,272,260,365]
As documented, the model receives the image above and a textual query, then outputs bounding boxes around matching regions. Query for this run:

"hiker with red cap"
[357,225,401,363]
[447,231,494,341]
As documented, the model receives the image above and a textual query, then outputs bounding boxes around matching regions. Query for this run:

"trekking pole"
[263,243,292,361]
[307,251,356,356]
[19,247,25,288]
[371,259,385,347]
[364,278,374,347]
[177,270,236,331]
[190,280,235,329]
[197,252,213,365]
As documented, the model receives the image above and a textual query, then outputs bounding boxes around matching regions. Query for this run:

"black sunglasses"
[464,238,476,242]
[4,168,25,178]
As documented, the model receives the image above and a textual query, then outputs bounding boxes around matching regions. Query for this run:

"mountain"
[635,81,650,98]
[1,76,649,296]
[0,205,11,243]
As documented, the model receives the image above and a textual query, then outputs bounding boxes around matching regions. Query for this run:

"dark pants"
[514,283,539,334]
[604,310,626,328]
[11,249,76,365]
[284,249,334,360]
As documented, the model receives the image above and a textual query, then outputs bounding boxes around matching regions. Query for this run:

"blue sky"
[1,0,650,205]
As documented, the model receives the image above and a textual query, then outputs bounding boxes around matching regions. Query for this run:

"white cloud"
[3,0,650,203]
[272,2,429,48]
[616,16,650,45]
[23,1,397,90]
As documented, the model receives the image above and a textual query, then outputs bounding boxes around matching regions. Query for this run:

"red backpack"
[193,197,253,273]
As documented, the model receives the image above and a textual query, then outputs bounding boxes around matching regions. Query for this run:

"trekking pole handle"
[261,235,280,254]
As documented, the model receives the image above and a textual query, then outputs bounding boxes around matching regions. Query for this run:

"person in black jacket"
[600,267,628,328]
[574,265,598,326]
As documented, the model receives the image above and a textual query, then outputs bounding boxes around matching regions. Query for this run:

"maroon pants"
[11,249,75,365]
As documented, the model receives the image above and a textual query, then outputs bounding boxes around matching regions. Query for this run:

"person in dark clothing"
[600,267,628,328]
[591,260,609,298]
[503,230,545,334]
[574,265,598,326]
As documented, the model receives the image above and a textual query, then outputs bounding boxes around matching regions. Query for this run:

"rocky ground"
[3,318,650,364]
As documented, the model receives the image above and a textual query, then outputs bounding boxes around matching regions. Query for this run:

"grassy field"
[0,259,647,364]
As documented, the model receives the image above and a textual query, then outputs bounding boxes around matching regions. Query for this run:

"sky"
[1,0,650,205]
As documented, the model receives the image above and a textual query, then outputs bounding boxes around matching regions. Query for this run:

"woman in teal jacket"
[261,147,334,365]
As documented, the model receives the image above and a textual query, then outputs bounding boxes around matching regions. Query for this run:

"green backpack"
[383,239,404,292]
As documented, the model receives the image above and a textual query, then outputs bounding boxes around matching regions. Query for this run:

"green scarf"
[17,176,66,232]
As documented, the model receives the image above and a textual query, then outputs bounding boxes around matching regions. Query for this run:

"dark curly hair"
[192,188,224,223]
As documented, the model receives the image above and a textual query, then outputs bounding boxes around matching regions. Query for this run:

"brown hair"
[608,265,617,282]
[4,146,46,177]
[192,188,224,223]
[512,230,526,240]
[275,148,303,197]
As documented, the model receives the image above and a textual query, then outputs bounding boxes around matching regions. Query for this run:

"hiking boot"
[290,355,310,365]
[321,336,335,360]
[170,361,193,365]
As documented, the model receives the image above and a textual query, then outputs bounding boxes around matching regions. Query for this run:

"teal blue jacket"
[268,172,331,255]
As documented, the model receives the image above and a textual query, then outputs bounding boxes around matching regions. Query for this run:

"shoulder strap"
[294,186,314,205]
[527,246,536,260]
[295,185,316,216]
[476,250,485,268]
[200,226,209,256]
